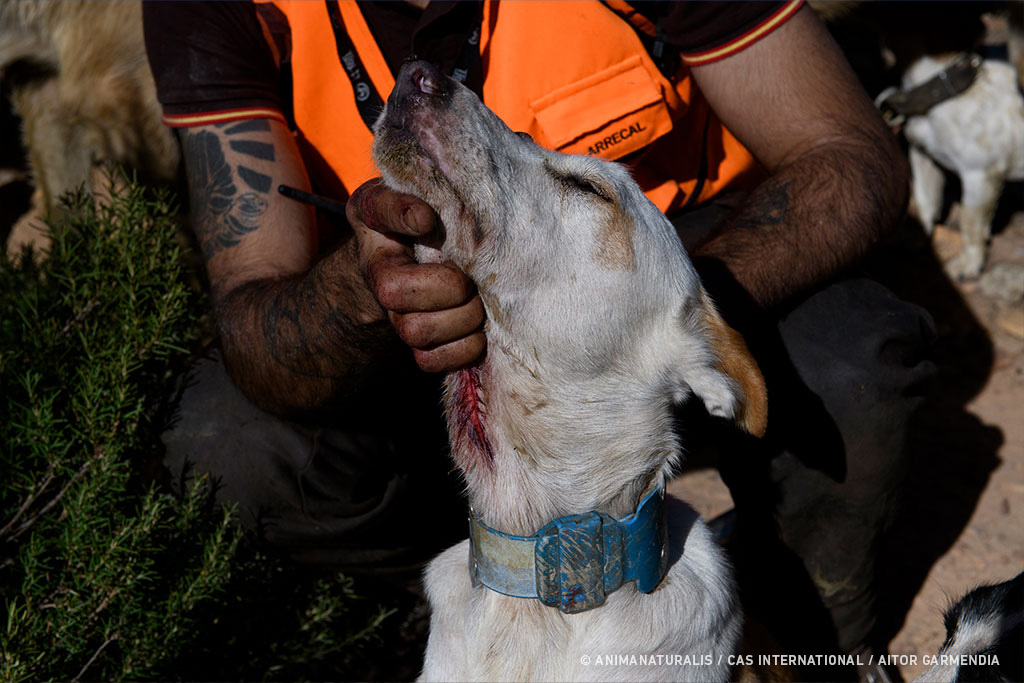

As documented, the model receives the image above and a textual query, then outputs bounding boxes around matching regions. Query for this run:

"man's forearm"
[216,246,396,415]
[694,131,908,310]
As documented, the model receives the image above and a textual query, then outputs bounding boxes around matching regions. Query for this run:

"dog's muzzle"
[468,487,668,613]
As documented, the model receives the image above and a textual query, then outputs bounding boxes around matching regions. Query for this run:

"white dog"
[373,61,767,682]
[900,53,1024,279]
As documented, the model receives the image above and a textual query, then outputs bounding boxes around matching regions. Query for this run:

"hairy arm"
[179,119,392,415]
[690,6,908,308]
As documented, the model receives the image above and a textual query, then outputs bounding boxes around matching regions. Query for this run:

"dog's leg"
[16,82,97,217]
[908,146,944,236]
[947,167,1002,280]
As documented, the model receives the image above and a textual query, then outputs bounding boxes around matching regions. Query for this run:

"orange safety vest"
[261,0,764,213]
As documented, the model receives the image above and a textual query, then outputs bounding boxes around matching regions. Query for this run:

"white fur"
[912,573,1024,682]
[373,62,755,682]
[913,616,1004,683]
[903,55,1024,279]
[422,502,738,682]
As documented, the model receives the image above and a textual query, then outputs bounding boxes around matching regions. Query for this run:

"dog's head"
[374,62,765,505]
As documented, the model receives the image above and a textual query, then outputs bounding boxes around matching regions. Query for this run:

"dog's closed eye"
[545,163,613,203]
[560,174,612,202]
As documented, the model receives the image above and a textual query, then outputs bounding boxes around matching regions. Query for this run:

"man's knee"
[779,278,935,406]
[773,278,936,486]
[161,353,462,568]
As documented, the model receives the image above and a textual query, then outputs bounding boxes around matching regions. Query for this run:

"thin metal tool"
[278,184,347,216]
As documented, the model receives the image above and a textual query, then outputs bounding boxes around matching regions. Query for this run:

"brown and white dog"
[373,61,766,682]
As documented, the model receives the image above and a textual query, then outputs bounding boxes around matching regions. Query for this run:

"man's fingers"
[348,177,481,369]
[366,253,476,312]
[390,296,485,348]
[412,331,487,374]
[347,178,436,237]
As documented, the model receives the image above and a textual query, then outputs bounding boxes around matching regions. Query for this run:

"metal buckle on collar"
[468,486,668,614]
[876,52,983,129]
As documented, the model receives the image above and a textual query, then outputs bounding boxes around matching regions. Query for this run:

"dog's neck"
[446,351,677,537]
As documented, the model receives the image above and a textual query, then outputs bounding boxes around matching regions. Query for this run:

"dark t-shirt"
[144,1,798,121]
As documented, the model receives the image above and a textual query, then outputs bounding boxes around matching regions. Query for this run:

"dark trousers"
[671,198,936,656]
[693,279,935,656]
[162,356,465,571]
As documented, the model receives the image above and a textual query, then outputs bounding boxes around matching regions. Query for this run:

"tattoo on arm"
[258,273,365,379]
[694,128,905,308]
[180,119,276,259]
[216,256,393,411]
[184,117,394,409]
[229,139,275,161]
[732,179,792,230]
[223,119,272,135]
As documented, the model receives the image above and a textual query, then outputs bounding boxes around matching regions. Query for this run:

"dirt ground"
[671,201,1024,680]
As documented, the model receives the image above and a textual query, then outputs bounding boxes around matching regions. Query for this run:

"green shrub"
[0,174,400,681]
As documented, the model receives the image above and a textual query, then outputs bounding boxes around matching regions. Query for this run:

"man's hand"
[348,179,486,372]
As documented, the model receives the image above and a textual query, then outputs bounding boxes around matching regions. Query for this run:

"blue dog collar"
[468,486,668,613]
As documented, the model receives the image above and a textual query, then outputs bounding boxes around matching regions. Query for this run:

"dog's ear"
[676,293,767,437]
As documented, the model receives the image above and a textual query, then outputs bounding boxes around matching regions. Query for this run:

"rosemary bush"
[0,175,396,681]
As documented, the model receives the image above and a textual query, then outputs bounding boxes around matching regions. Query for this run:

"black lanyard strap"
[326,0,386,129]
[326,0,483,132]
[449,20,482,85]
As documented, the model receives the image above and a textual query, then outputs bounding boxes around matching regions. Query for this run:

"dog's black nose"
[394,60,448,104]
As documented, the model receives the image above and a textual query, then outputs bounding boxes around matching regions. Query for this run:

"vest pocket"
[530,55,674,160]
